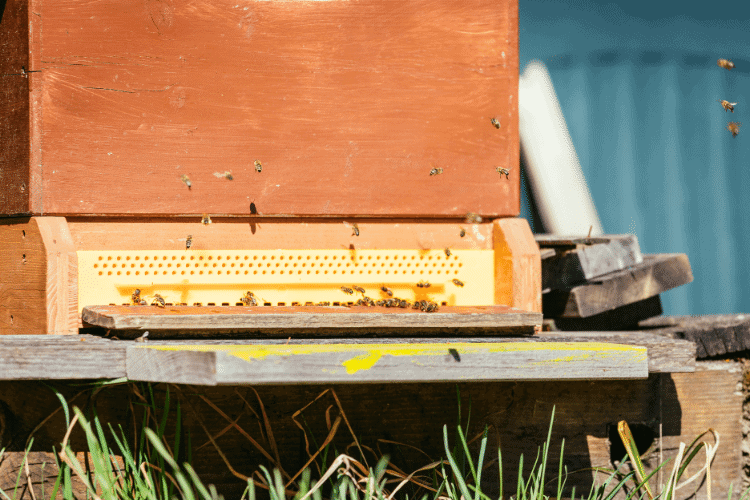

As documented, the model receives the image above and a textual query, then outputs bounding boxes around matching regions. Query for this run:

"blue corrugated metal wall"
[519,0,750,315]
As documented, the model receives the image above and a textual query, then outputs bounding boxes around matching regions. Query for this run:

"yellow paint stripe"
[143,342,647,374]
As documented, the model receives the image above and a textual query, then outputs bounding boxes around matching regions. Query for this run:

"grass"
[0,383,734,500]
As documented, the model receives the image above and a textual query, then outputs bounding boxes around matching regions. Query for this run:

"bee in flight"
[429,167,444,176]
[452,279,464,287]
[380,286,393,297]
[352,223,360,237]
[213,171,234,180]
[728,122,741,137]
[496,167,511,179]
[465,213,482,224]
[719,100,737,113]
[459,227,466,238]
[180,174,192,189]
[201,214,212,225]
[444,248,451,257]
[185,235,193,250]
[152,294,166,308]
[718,58,735,70]
[448,348,461,362]
[352,285,366,294]
[341,287,354,295]
[490,117,501,129]
[254,160,262,173]
[416,280,431,288]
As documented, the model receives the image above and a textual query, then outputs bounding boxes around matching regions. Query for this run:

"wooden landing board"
[640,313,750,359]
[542,254,693,318]
[127,340,647,385]
[82,305,542,338]
[538,234,643,290]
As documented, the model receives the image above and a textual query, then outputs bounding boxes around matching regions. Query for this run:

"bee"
[398,299,410,308]
[341,286,354,295]
[352,223,360,237]
[490,117,501,129]
[419,300,439,312]
[718,59,735,71]
[452,279,465,287]
[376,299,386,306]
[213,171,234,180]
[728,122,742,137]
[352,285,366,294]
[444,248,451,257]
[416,280,431,288]
[151,294,166,308]
[135,331,149,343]
[254,160,262,173]
[429,167,444,176]
[241,291,258,306]
[131,289,142,304]
[465,213,483,224]
[496,167,511,179]
[459,227,466,238]
[185,235,193,250]
[181,174,192,189]
[201,214,212,225]
[380,286,393,297]
[250,202,258,215]
[448,348,461,362]
[718,100,737,113]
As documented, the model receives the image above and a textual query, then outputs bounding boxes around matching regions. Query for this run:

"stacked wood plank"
[539,235,694,330]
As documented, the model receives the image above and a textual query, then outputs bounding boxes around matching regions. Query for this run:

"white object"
[519,61,603,236]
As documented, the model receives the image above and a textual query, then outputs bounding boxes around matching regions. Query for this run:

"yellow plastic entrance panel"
[77,249,496,311]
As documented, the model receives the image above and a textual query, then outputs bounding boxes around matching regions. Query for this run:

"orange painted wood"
[0,217,78,335]
[2,0,519,217]
[493,218,541,313]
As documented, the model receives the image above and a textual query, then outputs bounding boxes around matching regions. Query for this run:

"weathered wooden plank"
[126,341,648,385]
[494,218,542,313]
[640,313,750,359]
[542,254,692,318]
[548,296,663,331]
[81,305,542,337]
[0,335,125,379]
[539,234,643,290]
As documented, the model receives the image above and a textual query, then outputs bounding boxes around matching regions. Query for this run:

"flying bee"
[429,167,444,176]
[728,122,742,137]
[151,294,166,308]
[448,348,461,362]
[180,174,192,188]
[452,279,464,287]
[718,59,735,70]
[201,214,212,225]
[352,285,366,294]
[254,160,262,173]
[380,286,393,297]
[496,167,511,179]
[185,235,193,250]
[131,289,142,304]
[444,248,451,257]
[352,223,360,237]
[490,117,501,129]
[459,227,466,238]
[416,280,431,288]
[213,171,233,180]
[341,286,354,295]
[718,100,737,113]
[465,213,482,224]
[240,291,258,306]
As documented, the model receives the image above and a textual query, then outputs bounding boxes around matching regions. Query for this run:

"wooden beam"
[542,254,693,318]
[494,218,542,312]
[640,313,750,359]
[548,296,663,331]
[126,340,648,385]
[81,304,542,338]
[538,234,643,290]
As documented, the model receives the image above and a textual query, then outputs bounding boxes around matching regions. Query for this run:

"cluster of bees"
[718,59,741,137]
[131,289,166,307]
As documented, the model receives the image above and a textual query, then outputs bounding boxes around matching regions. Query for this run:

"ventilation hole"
[305,301,314,306]
[441,301,447,306]
[277,302,285,306]
[264,302,271,306]
[291,302,300,306]
[98,271,103,276]
[221,302,230,306]
[333,302,340,306]
[236,303,244,306]
[207,302,216,306]
[165,303,173,306]
[193,303,202,306]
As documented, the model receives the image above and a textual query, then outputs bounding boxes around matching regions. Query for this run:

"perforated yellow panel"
[77,249,496,311]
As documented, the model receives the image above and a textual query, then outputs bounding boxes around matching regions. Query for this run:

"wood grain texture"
[10,0,519,217]
[549,295,663,331]
[539,234,643,290]
[494,218,541,312]
[640,313,750,359]
[542,254,693,318]
[0,0,30,215]
[82,304,542,337]
[126,341,648,385]
[35,217,79,334]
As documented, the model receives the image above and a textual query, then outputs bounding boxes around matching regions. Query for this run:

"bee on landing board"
[201,214,212,225]
[341,287,354,295]
[241,291,258,306]
[416,280,431,288]
[718,59,735,70]
[728,122,741,137]
[452,279,464,287]
[180,174,192,189]
[490,117,501,129]
[351,224,360,237]
[444,248,451,257]
[254,160,262,173]
[131,289,142,305]
[459,227,466,238]
[352,285,366,294]
[496,167,511,179]
[185,235,193,250]
[719,100,737,113]
[152,294,166,308]
[380,286,393,297]
[429,167,444,176]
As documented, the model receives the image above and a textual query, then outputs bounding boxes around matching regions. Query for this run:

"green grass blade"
[443,425,473,500]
